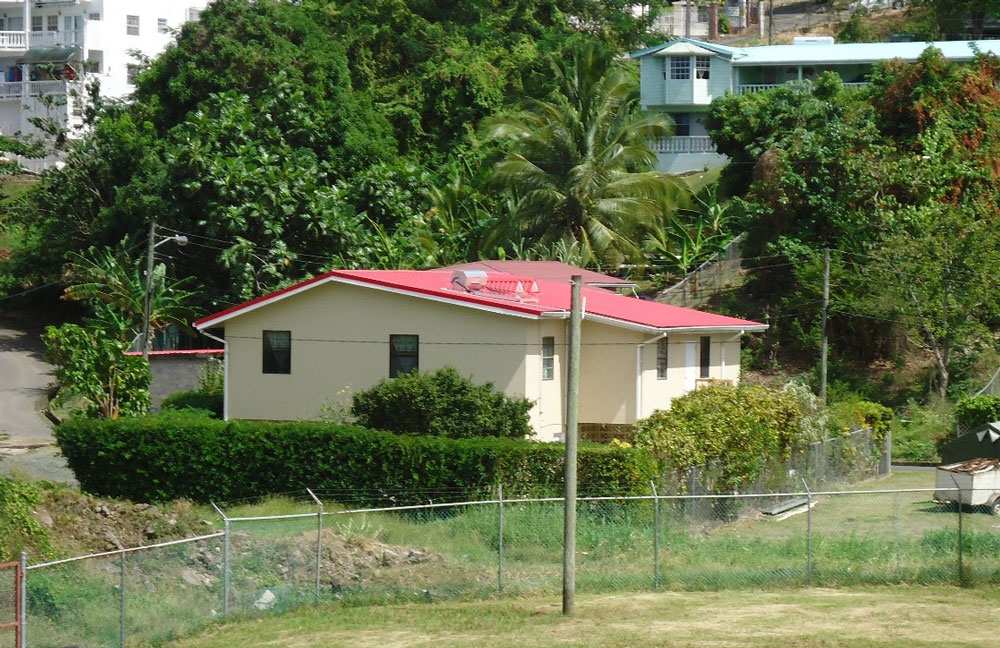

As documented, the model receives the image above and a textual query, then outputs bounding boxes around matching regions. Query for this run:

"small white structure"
[934,458,1000,514]
[0,0,211,170]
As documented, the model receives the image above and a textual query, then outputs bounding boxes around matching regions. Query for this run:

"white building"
[631,37,1000,174]
[0,0,210,168]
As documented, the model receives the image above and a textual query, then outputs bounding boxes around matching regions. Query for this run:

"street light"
[142,222,188,359]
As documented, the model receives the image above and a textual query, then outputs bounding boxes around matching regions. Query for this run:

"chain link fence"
[0,561,20,648]
[655,234,745,309]
[16,483,1000,647]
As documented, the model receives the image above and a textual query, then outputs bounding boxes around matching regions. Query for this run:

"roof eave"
[585,313,768,334]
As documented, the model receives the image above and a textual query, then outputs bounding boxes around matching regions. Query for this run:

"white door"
[684,341,697,393]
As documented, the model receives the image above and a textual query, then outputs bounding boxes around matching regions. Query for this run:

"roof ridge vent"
[451,269,488,292]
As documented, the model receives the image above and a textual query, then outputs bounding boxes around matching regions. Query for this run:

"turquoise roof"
[632,38,1000,66]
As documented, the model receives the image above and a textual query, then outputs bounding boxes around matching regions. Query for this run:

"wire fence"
[17,481,1000,647]
[655,234,745,308]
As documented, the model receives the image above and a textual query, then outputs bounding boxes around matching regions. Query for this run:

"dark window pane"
[700,336,711,379]
[263,330,291,374]
[390,334,419,378]
[542,336,555,381]
[657,338,669,380]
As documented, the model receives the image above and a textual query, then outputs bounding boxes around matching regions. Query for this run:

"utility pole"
[685,0,692,38]
[142,220,156,359]
[562,275,582,616]
[768,0,774,45]
[819,247,830,403]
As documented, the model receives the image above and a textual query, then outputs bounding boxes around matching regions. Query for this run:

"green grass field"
[168,586,1000,648]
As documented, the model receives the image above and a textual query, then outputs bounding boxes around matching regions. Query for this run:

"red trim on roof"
[124,349,225,357]
[194,269,766,332]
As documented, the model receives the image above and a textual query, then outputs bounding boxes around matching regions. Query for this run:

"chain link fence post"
[306,489,323,604]
[651,481,659,590]
[949,475,965,586]
[800,478,812,586]
[119,548,126,648]
[497,483,504,595]
[212,503,230,616]
[18,552,26,648]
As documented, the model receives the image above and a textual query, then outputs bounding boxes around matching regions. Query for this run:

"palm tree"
[62,239,199,348]
[480,42,688,267]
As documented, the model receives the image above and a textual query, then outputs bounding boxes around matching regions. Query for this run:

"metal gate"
[0,560,22,648]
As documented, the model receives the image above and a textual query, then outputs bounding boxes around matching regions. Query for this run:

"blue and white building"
[632,37,1000,173]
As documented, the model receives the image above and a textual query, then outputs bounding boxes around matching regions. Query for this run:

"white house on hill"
[631,37,1000,173]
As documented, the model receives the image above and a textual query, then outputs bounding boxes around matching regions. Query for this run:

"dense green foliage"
[955,395,1000,432]
[633,384,805,489]
[0,477,51,561]
[160,390,224,418]
[41,324,151,418]
[55,414,657,502]
[709,50,1000,398]
[351,367,533,439]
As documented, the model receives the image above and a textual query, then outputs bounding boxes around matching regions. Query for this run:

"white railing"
[0,30,27,50]
[649,135,717,154]
[738,81,870,94]
[29,29,83,47]
[0,81,69,100]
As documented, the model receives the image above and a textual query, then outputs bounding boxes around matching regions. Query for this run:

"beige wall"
[220,280,748,440]
[225,282,534,424]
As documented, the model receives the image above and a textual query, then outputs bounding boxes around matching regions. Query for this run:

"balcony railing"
[0,81,69,100]
[737,82,870,94]
[650,135,717,154]
[0,31,27,50]
[30,29,83,47]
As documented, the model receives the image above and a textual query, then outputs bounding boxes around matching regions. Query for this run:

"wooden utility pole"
[768,0,774,45]
[141,221,156,359]
[562,276,582,616]
[685,0,692,38]
[819,248,830,403]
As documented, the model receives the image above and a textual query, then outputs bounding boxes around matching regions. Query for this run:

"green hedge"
[55,414,657,503]
[955,395,1000,432]
[160,390,224,418]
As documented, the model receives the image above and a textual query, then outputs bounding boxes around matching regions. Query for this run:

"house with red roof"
[194,266,766,441]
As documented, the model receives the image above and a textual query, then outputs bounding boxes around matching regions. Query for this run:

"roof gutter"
[585,313,768,335]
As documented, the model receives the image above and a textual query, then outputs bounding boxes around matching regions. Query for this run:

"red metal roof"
[194,269,766,332]
[444,260,635,287]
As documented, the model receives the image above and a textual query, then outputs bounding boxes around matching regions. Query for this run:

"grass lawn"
[169,586,1000,648]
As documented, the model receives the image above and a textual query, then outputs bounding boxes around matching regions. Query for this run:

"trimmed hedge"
[55,414,657,503]
[160,390,224,418]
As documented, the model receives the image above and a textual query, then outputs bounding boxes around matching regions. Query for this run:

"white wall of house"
[217,281,746,441]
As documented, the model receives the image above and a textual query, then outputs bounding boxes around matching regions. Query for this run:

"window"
[657,338,669,380]
[389,334,419,378]
[126,64,140,85]
[31,16,42,33]
[262,330,291,374]
[700,336,711,379]
[47,15,58,32]
[187,8,203,22]
[542,336,555,381]
[697,6,710,23]
[89,13,102,22]
[669,56,691,80]
[695,56,711,80]
[672,112,691,137]
[158,18,169,33]
[126,15,140,36]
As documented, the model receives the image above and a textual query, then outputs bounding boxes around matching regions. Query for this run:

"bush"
[352,367,533,439]
[829,398,893,443]
[160,390,224,418]
[955,395,1000,432]
[633,384,804,489]
[55,414,657,503]
[0,477,51,561]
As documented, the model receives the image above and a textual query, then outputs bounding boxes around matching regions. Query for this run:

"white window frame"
[126,15,140,36]
[670,56,691,81]
[31,15,42,33]
[695,56,711,80]
[46,15,58,33]
[126,64,140,86]
[542,336,555,381]
[158,18,169,34]
[657,338,669,380]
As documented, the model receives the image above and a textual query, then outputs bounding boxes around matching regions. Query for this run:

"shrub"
[633,384,804,490]
[955,395,1000,432]
[0,477,51,561]
[160,390,224,418]
[352,367,533,439]
[829,398,894,443]
[55,414,657,503]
